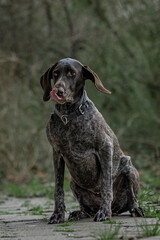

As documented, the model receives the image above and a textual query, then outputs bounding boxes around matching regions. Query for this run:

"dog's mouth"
[50,87,73,104]
[50,88,63,103]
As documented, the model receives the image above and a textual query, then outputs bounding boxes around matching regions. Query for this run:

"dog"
[40,58,144,223]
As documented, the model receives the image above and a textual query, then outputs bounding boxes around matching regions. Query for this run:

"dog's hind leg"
[113,156,145,217]
[112,174,130,215]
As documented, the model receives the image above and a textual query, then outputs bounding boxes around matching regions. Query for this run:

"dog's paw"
[68,210,88,221]
[130,207,145,217]
[94,205,111,222]
[48,212,65,224]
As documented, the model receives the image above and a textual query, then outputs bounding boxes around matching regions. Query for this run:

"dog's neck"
[55,88,86,115]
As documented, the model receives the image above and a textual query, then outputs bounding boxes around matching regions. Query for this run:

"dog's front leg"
[49,148,65,224]
[94,141,113,221]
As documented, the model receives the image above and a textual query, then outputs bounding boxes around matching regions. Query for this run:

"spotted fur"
[40,58,144,223]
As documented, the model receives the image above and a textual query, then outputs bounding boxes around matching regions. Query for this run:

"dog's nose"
[57,87,64,97]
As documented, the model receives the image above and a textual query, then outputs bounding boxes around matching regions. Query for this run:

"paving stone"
[0,195,159,240]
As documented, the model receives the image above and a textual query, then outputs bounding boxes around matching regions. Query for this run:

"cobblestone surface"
[0,195,159,240]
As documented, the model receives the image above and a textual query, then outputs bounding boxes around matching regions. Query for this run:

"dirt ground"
[0,194,159,240]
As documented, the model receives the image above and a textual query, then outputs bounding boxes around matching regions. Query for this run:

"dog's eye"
[53,72,58,77]
[67,71,72,77]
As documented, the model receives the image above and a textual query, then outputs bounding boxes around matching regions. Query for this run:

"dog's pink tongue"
[51,87,58,95]
[50,87,62,102]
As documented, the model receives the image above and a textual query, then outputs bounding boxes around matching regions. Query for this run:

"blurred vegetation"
[0,0,160,183]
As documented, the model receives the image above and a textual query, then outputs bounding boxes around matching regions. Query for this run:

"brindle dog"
[40,58,144,223]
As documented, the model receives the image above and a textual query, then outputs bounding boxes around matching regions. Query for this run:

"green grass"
[143,205,160,220]
[58,222,71,227]
[0,178,54,198]
[30,205,46,215]
[64,176,71,191]
[0,211,14,215]
[57,219,76,227]
[0,210,28,215]
[21,199,31,207]
[0,203,49,216]
[93,224,121,240]
[0,172,71,198]
[139,221,160,237]
[0,205,47,216]
[103,220,117,224]
[138,171,160,218]
[44,200,52,207]
[140,171,160,190]
[138,189,160,206]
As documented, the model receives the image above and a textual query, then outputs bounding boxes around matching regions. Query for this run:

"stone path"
[0,194,159,240]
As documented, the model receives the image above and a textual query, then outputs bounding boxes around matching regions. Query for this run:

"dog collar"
[53,91,89,125]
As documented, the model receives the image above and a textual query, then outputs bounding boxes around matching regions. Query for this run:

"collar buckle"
[61,115,68,125]
[79,104,85,115]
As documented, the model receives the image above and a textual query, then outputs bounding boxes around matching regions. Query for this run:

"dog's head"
[40,58,111,104]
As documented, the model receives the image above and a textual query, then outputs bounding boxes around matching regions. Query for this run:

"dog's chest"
[48,114,101,189]
[48,113,98,157]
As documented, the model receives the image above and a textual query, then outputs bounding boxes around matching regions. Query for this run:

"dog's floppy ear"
[40,63,57,101]
[82,65,111,94]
